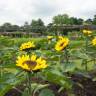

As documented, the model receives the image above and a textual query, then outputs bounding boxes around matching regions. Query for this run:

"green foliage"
[53,14,84,25]
[39,89,55,96]
[30,19,46,34]
[0,31,96,96]
[93,15,96,25]
[43,69,72,89]
[0,69,27,96]
[53,14,70,25]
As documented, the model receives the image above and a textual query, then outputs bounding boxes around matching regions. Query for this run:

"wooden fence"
[0,25,96,37]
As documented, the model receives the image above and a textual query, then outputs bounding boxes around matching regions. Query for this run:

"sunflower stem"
[85,36,88,51]
[93,55,96,65]
[57,55,61,68]
[85,60,88,71]
[0,64,3,77]
[85,37,88,71]
[27,50,31,55]
[27,71,32,96]
[65,48,69,68]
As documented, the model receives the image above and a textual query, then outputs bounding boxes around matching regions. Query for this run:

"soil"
[5,74,96,96]
[72,73,96,96]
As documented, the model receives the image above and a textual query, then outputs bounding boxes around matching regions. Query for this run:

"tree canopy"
[0,14,96,33]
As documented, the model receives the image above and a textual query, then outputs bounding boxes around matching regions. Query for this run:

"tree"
[77,18,84,25]
[30,18,46,34]
[84,19,93,25]
[53,14,70,25]
[31,20,38,27]
[69,17,78,25]
[46,23,55,35]
[37,19,44,26]
[93,15,96,25]
[52,14,71,35]
[1,23,12,32]
[12,25,20,31]
[23,22,30,32]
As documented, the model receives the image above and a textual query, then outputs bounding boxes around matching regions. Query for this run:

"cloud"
[0,0,96,25]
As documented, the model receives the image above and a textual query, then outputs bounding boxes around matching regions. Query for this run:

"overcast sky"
[0,0,96,25]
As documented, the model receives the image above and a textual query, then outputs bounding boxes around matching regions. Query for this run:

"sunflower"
[55,37,69,51]
[92,37,96,46]
[58,36,64,40]
[47,36,53,40]
[16,54,47,71]
[20,41,35,51]
[82,30,92,36]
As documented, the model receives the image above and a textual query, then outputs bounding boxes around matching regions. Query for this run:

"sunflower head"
[82,30,92,36]
[20,41,35,51]
[16,54,47,71]
[55,37,69,51]
[47,36,53,40]
[92,37,96,46]
[58,36,64,40]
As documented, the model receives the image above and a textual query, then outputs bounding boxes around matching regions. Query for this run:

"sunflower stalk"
[57,55,61,69]
[85,36,88,52]
[0,65,3,77]
[64,48,69,68]
[93,55,96,65]
[85,37,88,71]
[27,50,31,56]
[27,71,32,96]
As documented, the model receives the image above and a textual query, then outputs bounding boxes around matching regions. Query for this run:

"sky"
[0,0,96,25]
